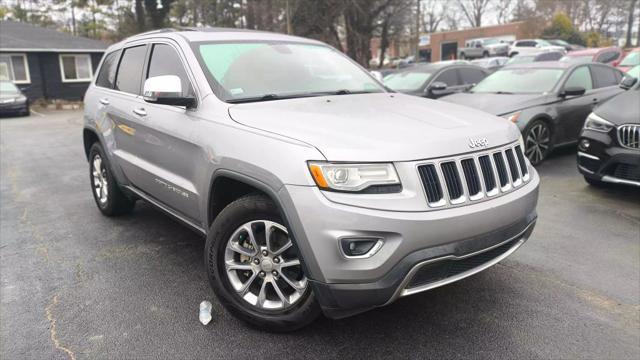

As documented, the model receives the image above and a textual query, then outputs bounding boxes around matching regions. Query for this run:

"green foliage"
[541,12,586,46]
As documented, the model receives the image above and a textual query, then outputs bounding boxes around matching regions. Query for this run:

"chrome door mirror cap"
[143,75,195,108]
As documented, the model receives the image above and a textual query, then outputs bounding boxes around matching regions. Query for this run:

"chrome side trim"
[385,221,535,304]
[124,185,207,235]
[577,151,600,160]
[601,175,640,187]
[578,165,595,174]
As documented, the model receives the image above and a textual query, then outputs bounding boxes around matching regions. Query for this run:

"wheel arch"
[83,127,101,161]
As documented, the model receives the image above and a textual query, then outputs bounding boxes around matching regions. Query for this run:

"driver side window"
[147,43,194,97]
[564,66,593,91]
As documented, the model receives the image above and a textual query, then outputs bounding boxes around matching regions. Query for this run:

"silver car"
[83,28,539,331]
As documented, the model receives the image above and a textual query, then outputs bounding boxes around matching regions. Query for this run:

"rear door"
[589,63,625,107]
[555,65,595,143]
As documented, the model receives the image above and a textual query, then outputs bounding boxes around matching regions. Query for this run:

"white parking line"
[30,110,46,117]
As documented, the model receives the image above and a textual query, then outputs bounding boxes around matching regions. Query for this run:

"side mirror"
[370,71,384,82]
[429,81,448,92]
[620,76,638,90]
[143,75,195,108]
[560,86,586,97]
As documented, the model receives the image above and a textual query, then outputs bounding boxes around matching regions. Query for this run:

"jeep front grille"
[417,142,530,208]
[618,124,640,150]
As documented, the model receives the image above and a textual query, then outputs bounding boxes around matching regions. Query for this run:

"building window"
[0,54,30,84]
[59,54,93,82]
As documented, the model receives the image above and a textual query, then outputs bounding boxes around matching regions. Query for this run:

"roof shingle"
[0,20,107,52]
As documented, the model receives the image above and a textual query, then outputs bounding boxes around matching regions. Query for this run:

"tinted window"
[115,45,147,94]
[535,52,563,61]
[458,68,486,85]
[383,71,432,92]
[564,66,593,90]
[147,44,193,97]
[517,41,536,47]
[434,69,459,86]
[471,68,563,94]
[591,66,621,88]
[595,51,620,64]
[96,50,121,89]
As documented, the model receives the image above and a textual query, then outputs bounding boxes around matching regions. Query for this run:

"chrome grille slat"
[417,142,531,208]
[618,124,640,150]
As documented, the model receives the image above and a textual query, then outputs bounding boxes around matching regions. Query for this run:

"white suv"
[509,39,566,57]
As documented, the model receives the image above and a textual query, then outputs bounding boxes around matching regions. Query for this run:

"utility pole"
[415,0,420,58]
[286,0,292,35]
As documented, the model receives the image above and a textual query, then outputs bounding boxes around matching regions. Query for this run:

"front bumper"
[577,129,640,187]
[0,101,29,114]
[280,168,539,318]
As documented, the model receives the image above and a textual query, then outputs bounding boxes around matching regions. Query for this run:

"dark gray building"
[0,21,107,101]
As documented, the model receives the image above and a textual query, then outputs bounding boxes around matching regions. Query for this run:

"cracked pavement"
[1,110,639,359]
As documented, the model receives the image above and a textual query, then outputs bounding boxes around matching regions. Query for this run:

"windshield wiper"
[490,91,515,95]
[227,90,380,103]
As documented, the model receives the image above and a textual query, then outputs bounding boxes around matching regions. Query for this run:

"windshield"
[0,82,19,94]
[196,42,384,102]
[620,51,640,66]
[471,68,563,94]
[383,71,432,92]
[626,65,640,79]
[507,56,535,65]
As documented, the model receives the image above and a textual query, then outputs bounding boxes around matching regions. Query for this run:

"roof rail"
[127,27,198,38]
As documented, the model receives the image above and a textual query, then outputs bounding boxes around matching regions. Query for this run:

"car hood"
[228,93,520,162]
[594,89,640,125]
[0,92,20,100]
[440,92,549,116]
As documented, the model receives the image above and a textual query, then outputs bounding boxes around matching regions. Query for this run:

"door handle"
[133,108,147,117]
[99,98,110,105]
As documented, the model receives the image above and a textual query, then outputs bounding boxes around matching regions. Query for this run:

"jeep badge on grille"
[468,138,489,148]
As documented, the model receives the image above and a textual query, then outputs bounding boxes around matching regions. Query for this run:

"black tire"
[483,51,489,58]
[205,194,321,332]
[584,176,607,188]
[523,119,553,166]
[459,52,466,60]
[509,52,517,58]
[88,142,135,216]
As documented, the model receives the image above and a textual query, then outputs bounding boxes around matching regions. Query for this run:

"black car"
[442,62,625,165]
[382,61,489,99]
[0,81,29,116]
[577,76,639,187]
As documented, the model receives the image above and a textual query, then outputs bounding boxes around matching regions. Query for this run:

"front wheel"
[205,194,321,332]
[483,51,489,58]
[523,120,553,166]
[459,52,466,60]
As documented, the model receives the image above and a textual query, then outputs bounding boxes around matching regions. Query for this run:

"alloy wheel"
[525,123,551,165]
[92,154,109,204]
[224,220,307,311]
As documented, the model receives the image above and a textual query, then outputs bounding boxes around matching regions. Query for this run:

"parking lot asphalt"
[1,110,639,359]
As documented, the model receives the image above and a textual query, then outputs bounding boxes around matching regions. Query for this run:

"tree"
[625,0,637,47]
[343,0,399,66]
[376,0,413,68]
[456,0,492,28]
[421,0,444,33]
[290,0,345,49]
[494,0,514,24]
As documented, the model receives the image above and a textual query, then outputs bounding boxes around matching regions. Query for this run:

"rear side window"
[115,45,147,95]
[517,41,535,47]
[535,52,562,61]
[458,68,486,85]
[147,44,193,97]
[596,51,620,64]
[95,50,121,89]
[591,66,622,88]
[565,66,593,90]
[434,69,459,86]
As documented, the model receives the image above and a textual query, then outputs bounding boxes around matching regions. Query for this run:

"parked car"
[547,39,584,51]
[83,28,539,331]
[623,65,640,80]
[508,39,566,57]
[506,51,564,65]
[383,62,489,98]
[470,57,509,72]
[617,48,640,72]
[459,38,509,59]
[560,47,624,66]
[0,81,29,116]
[442,62,625,165]
[577,76,639,187]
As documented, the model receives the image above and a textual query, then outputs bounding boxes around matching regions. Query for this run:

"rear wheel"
[524,120,552,165]
[459,52,466,60]
[205,194,321,332]
[88,143,135,216]
[483,51,489,58]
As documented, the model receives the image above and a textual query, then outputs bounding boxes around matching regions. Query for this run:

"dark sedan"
[442,62,625,165]
[577,76,639,187]
[0,81,29,116]
[382,61,489,99]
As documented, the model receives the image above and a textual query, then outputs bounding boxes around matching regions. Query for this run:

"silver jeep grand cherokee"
[83,28,539,331]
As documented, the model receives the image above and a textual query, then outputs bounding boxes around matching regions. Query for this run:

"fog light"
[340,238,383,258]
[579,139,590,151]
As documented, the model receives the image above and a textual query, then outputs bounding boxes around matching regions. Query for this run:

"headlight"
[308,162,400,192]
[502,111,522,123]
[584,112,614,132]
[15,95,27,103]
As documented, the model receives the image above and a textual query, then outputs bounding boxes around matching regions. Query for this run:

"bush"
[541,12,585,46]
